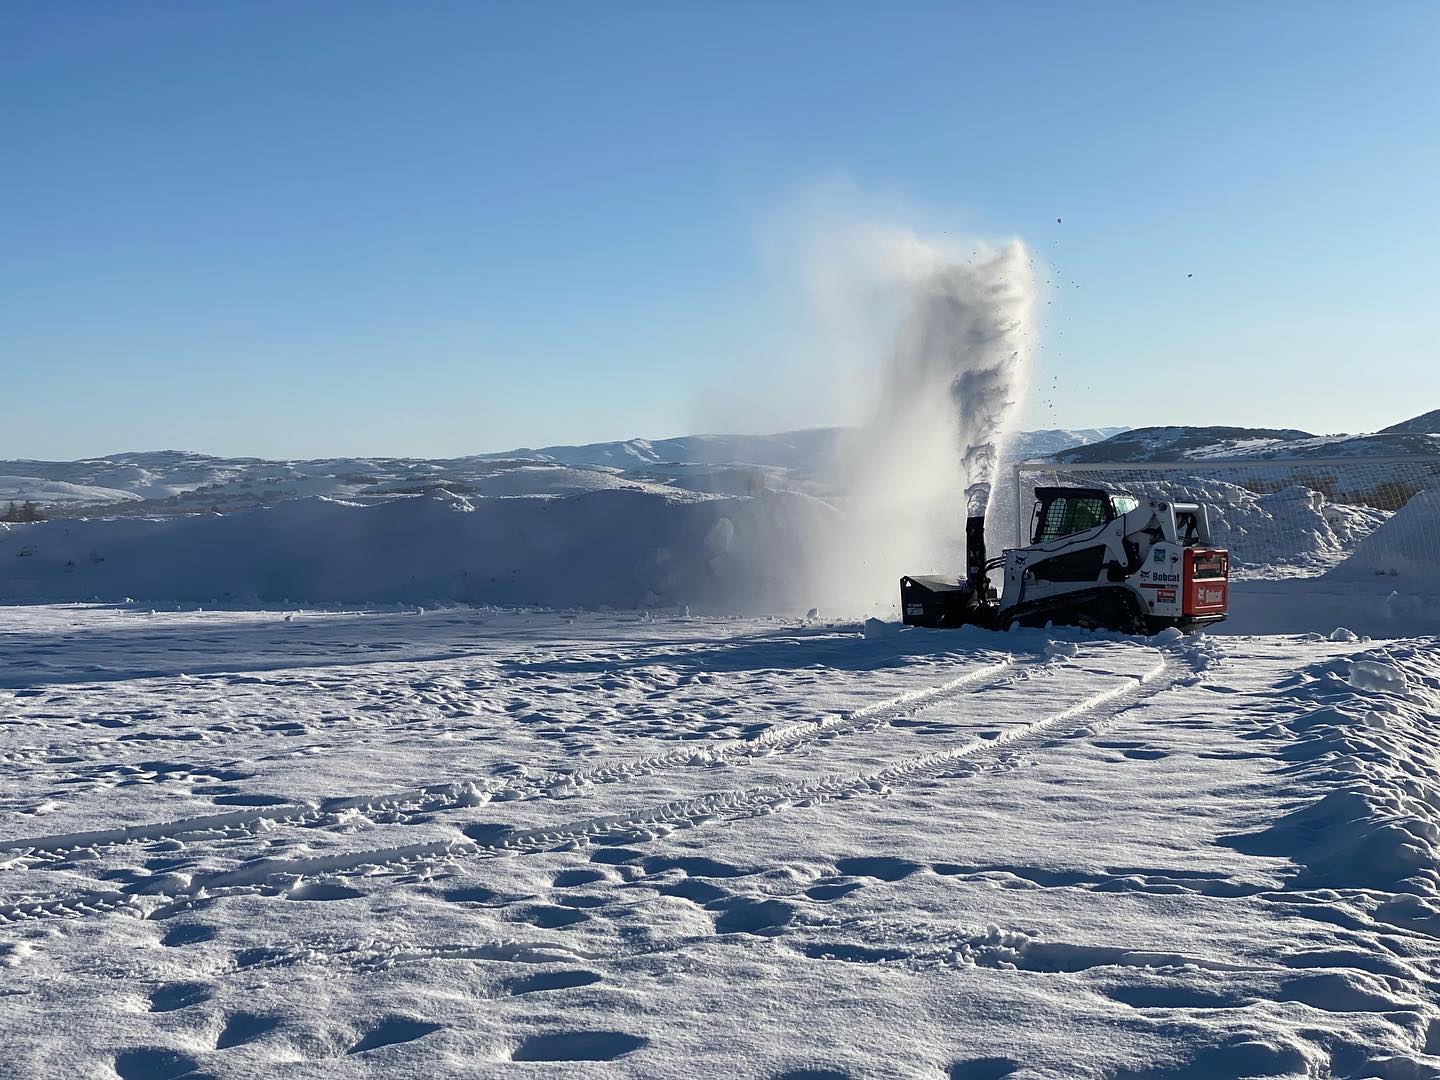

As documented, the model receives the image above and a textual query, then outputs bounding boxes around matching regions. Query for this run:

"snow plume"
[809,226,1037,613]
[884,244,1036,516]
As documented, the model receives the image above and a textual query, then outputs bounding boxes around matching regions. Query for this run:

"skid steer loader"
[900,487,1229,634]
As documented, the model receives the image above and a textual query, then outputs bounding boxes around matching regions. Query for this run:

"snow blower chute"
[901,488,1228,634]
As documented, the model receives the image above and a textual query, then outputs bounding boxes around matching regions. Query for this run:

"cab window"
[1111,496,1139,516]
[1035,496,1107,543]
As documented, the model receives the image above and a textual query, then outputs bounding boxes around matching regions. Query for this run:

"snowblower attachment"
[900,516,998,629]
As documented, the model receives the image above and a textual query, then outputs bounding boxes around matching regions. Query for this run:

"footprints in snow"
[347,1017,443,1055]
[159,923,216,947]
[834,856,921,881]
[148,982,212,1013]
[439,883,502,905]
[511,1030,649,1062]
[805,881,862,902]
[216,1011,283,1050]
[713,898,794,936]
[1092,739,1171,762]
[949,1060,1021,1080]
[506,969,602,995]
[516,904,589,929]
[114,1047,204,1080]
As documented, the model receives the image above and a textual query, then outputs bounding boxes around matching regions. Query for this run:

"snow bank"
[1101,478,1388,578]
[1217,487,1440,634]
[1329,487,1440,581]
[0,490,843,612]
[1225,645,1440,902]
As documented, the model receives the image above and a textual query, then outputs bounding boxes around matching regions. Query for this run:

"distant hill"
[1004,427,1130,461]
[478,428,850,471]
[1381,409,1440,435]
[0,425,1129,518]
[1054,424,1439,464]
[1054,426,1314,463]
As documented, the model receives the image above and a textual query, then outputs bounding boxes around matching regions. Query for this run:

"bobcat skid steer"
[900,487,1229,635]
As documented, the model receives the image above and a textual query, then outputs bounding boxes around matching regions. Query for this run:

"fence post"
[1013,461,1026,548]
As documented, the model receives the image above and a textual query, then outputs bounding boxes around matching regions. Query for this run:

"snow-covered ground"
[2,419,1438,1078]
[1,605,1438,1078]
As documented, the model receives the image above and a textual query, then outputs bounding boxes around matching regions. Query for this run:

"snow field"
[0,607,1437,1077]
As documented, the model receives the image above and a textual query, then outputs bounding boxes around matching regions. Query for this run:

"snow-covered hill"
[1382,408,1440,435]
[0,426,1129,520]
[1053,410,1440,464]
[481,429,851,471]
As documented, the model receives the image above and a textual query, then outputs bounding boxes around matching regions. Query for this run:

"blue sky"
[3,2,1436,459]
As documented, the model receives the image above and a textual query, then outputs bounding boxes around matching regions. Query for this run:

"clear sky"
[3,2,1437,459]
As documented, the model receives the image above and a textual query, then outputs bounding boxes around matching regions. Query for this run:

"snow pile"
[0,490,843,612]
[1329,486,1440,581]
[1212,484,1389,577]
[1202,477,1440,636]
[1100,478,1388,577]
[1226,645,1440,900]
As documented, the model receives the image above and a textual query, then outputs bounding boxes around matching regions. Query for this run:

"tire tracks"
[0,645,1193,924]
[0,655,1026,859]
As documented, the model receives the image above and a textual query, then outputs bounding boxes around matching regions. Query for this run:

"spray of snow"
[804,224,1037,612]
[888,245,1037,517]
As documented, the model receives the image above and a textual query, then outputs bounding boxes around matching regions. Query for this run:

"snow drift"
[1329,487,1440,581]
[1226,644,1440,904]
[0,490,844,612]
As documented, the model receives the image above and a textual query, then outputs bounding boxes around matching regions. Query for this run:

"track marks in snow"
[455,647,1178,862]
[800,921,1251,978]
[0,646,1187,924]
[0,655,1025,861]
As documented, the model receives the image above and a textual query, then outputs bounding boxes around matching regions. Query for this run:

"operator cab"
[1030,487,1139,545]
